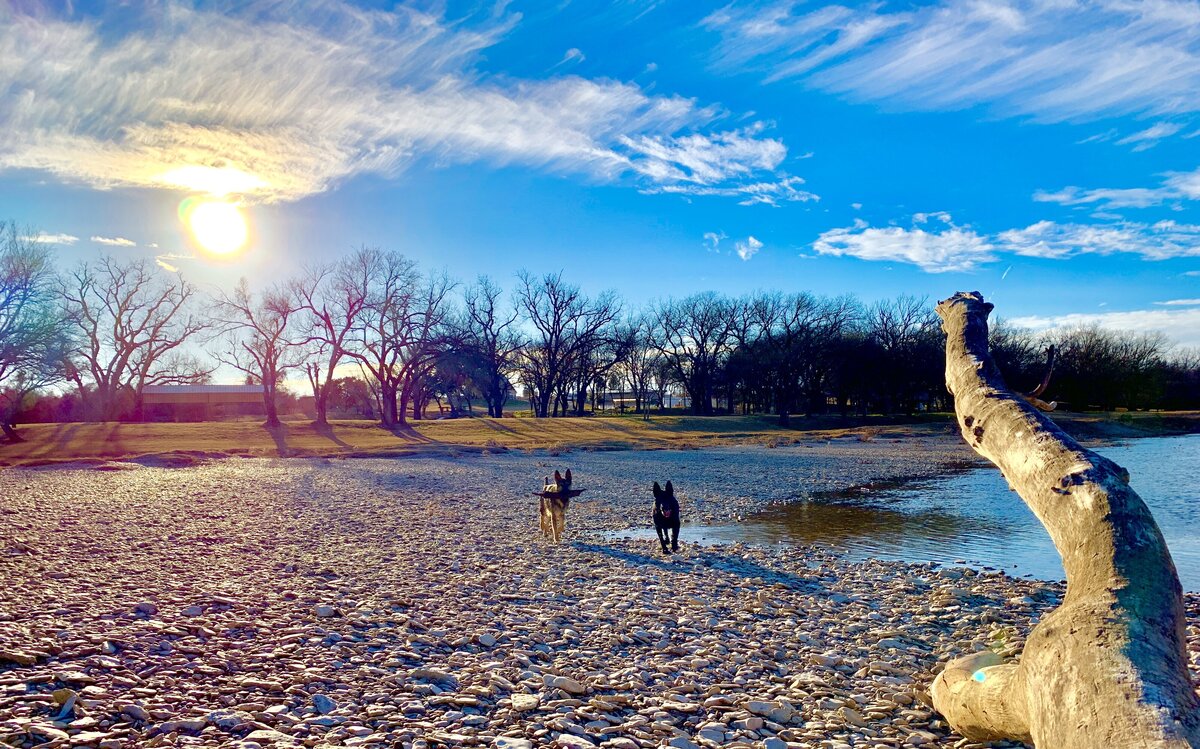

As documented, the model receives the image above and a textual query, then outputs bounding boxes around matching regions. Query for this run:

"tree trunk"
[1,419,23,442]
[314,380,331,426]
[380,384,398,428]
[263,386,280,427]
[932,291,1200,748]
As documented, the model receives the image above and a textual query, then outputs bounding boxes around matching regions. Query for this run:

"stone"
[244,729,298,744]
[544,675,586,695]
[511,693,541,711]
[120,704,150,722]
[0,648,39,666]
[312,694,337,714]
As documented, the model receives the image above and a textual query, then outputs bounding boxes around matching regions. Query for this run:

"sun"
[180,198,248,256]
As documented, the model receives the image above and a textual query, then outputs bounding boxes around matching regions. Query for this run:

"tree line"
[2,223,1199,438]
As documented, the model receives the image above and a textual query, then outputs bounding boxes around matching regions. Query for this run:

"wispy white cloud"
[703,1,1200,124]
[1034,166,1200,210]
[620,126,784,183]
[647,176,817,206]
[814,214,1200,272]
[0,3,802,204]
[559,48,586,66]
[813,215,995,273]
[702,231,726,252]
[1114,121,1183,151]
[735,235,763,260]
[1034,186,1170,209]
[154,252,195,273]
[1155,298,1200,306]
[1184,270,1200,277]
[997,220,1200,260]
[1011,308,1200,348]
[21,232,79,244]
[91,235,136,247]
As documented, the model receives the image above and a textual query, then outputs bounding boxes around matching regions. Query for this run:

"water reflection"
[610,434,1200,590]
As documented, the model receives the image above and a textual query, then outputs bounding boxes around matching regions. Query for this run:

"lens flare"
[179,197,248,256]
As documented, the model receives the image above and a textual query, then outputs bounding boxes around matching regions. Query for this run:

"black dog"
[652,480,681,554]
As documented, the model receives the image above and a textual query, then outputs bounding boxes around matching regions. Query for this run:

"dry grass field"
[1,411,1195,467]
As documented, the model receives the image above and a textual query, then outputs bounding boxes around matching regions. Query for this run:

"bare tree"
[866,295,943,413]
[60,256,209,421]
[933,291,1200,748]
[0,224,72,440]
[398,271,456,422]
[213,278,303,427]
[565,318,629,416]
[614,316,655,413]
[649,292,735,416]
[342,249,419,428]
[293,253,372,426]
[459,276,520,417]
[514,271,621,417]
[342,250,456,427]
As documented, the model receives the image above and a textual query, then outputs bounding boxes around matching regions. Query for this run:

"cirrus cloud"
[0,2,807,205]
[703,0,1200,126]
[1011,308,1200,349]
[91,235,136,247]
[813,214,1200,272]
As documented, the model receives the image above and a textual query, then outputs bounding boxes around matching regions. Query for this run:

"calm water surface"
[614,434,1200,590]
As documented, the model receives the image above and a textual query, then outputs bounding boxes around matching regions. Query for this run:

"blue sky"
[2,0,1200,345]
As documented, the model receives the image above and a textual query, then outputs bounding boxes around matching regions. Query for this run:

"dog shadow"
[697,553,825,594]
[572,542,678,571]
[572,541,826,594]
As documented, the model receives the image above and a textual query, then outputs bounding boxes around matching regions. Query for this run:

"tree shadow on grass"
[476,418,519,436]
[313,421,350,449]
[388,423,435,444]
[264,422,290,456]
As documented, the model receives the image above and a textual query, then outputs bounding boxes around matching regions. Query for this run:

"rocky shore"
[3,439,1198,749]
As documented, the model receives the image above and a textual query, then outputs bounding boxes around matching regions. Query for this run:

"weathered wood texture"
[933,291,1199,748]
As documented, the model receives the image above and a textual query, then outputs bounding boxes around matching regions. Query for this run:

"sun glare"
[180,198,249,256]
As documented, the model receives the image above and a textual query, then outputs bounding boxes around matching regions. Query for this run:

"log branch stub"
[932,291,1199,748]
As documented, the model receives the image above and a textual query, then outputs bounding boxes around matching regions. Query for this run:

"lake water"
[612,434,1200,590]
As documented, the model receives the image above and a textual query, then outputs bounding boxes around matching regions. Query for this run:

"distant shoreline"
[2,410,1197,469]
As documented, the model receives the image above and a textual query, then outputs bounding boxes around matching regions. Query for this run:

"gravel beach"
[4,437,1200,749]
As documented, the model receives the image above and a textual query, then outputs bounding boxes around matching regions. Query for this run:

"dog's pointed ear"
[665,480,675,497]
[653,481,663,499]
[565,469,572,484]
[554,470,563,484]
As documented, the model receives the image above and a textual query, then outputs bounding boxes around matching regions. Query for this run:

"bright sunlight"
[179,198,249,256]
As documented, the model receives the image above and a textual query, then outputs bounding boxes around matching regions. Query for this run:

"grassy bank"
[2,410,1197,467]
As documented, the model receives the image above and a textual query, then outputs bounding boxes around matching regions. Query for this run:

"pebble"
[0,444,1105,749]
[313,693,337,714]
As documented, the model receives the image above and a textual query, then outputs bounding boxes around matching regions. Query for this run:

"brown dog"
[535,469,583,543]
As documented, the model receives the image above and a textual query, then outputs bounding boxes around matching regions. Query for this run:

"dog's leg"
[554,510,565,543]
[656,524,669,554]
[671,522,679,552]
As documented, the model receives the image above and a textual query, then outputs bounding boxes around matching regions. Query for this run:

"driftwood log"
[932,291,1199,748]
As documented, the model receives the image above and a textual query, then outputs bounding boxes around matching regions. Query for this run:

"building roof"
[144,385,262,394]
